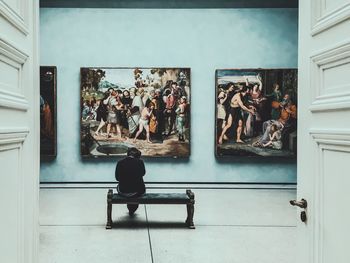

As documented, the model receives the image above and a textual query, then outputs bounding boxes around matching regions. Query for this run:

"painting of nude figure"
[215,69,297,158]
[80,67,190,158]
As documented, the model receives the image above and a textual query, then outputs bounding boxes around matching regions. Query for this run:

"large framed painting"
[40,66,57,158]
[215,68,297,158]
[80,67,191,158]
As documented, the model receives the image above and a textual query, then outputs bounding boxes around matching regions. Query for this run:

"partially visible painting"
[215,69,297,158]
[80,67,191,158]
[40,66,57,158]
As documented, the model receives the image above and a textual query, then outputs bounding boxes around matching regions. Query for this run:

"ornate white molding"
[0,0,29,35]
[0,37,29,111]
[0,89,29,110]
[310,129,350,146]
[310,40,350,112]
[0,37,28,64]
[311,1,350,36]
[0,127,29,150]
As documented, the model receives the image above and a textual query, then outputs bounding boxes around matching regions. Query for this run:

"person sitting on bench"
[115,147,146,215]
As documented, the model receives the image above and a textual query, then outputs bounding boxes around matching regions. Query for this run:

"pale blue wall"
[40,8,298,183]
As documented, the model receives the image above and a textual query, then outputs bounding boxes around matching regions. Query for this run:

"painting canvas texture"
[81,67,191,158]
[40,66,57,158]
[216,69,297,157]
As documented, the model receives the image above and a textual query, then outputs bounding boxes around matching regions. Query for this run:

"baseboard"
[40,182,296,190]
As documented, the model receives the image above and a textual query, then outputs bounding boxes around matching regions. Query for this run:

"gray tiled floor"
[39,187,296,263]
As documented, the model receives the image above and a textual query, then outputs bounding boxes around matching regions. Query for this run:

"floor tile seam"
[186,224,297,228]
[40,224,115,227]
[144,205,155,263]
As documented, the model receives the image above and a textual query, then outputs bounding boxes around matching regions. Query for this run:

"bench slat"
[111,193,190,204]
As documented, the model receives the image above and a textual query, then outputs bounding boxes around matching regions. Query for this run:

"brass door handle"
[290,199,307,209]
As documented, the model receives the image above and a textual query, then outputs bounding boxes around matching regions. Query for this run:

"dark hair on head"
[127,147,141,158]
[103,92,110,100]
[165,80,172,86]
[164,88,171,96]
[179,80,186,87]
[241,86,248,93]
[147,101,155,108]
[225,82,234,90]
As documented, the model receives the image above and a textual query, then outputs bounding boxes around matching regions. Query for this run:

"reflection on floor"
[40,187,297,263]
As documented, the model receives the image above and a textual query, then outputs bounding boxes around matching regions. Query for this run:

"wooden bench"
[106,189,195,229]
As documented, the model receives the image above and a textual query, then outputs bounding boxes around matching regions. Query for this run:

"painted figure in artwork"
[176,96,187,142]
[42,101,54,139]
[254,94,297,148]
[218,86,255,144]
[262,124,283,150]
[164,81,178,136]
[268,83,283,120]
[105,89,123,139]
[133,102,154,143]
[94,93,108,136]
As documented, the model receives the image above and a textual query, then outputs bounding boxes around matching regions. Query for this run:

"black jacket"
[115,156,146,194]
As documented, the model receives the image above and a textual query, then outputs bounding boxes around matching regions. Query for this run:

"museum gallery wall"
[215,69,297,158]
[80,67,191,158]
[40,8,298,183]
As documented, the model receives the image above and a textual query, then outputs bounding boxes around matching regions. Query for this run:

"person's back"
[115,156,145,195]
[115,147,145,215]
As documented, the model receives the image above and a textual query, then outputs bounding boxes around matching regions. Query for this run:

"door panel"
[0,0,39,263]
[310,41,350,112]
[0,38,29,110]
[323,150,350,263]
[325,0,348,12]
[0,146,20,263]
[0,0,28,35]
[311,0,350,35]
[308,132,350,263]
[298,1,350,263]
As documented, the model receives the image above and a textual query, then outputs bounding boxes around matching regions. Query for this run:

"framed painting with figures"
[80,67,191,158]
[40,66,57,159]
[215,68,297,158]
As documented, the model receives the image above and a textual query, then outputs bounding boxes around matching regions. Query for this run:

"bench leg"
[106,189,113,229]
[185,189,195,229]
[186,203,195,229]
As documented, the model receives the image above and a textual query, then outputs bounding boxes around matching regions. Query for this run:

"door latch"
[290,199,307,222]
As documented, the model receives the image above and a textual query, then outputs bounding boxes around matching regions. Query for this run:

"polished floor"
[39,186,297,263]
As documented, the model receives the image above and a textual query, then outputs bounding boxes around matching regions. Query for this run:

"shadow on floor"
[111,220,189,229]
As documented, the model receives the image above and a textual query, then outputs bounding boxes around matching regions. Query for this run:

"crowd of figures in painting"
[80,68,191,158]
[216,69,297,157]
